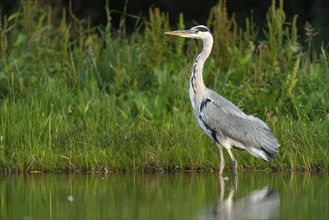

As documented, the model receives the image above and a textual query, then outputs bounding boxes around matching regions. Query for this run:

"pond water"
[0,172,328,219]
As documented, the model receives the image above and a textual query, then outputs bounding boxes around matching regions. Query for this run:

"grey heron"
[165,25,280,175]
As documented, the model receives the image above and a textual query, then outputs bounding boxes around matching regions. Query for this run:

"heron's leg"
[216,143,225,175]
[226,148,238,175]
[232,174,238,191]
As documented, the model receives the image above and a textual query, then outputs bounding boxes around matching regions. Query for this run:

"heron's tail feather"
[247,123,280,161]
[259,130,280,159]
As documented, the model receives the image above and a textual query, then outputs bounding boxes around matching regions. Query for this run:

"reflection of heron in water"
[198,176,280,219]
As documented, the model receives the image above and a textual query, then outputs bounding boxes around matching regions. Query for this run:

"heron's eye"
[194,29,199,33]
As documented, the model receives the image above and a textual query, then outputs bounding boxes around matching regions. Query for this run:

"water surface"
[0,172,328,219]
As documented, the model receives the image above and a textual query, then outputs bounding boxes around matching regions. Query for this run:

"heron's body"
[165,25,280,174]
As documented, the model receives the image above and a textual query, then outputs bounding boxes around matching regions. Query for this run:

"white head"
[165,25,212,40]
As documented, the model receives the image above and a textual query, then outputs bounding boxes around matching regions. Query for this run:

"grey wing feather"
[202,90,280,158]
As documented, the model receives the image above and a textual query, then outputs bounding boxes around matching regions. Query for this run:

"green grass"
[0,0,328,173]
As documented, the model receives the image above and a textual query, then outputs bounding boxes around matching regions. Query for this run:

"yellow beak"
[164,30,194,38]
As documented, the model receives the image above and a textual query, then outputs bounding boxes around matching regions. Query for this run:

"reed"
[0,0,328,173]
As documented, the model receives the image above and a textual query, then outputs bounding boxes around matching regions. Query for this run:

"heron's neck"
[190,37,213,98]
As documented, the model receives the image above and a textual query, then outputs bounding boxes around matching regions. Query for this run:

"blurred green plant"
[0,0,328,173]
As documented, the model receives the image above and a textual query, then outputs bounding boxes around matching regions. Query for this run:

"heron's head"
[165,25,212,40]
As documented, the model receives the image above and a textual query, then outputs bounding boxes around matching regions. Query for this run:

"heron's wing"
[201,90,279,159]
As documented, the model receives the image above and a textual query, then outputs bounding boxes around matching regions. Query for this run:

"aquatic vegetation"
[0,0,328,173]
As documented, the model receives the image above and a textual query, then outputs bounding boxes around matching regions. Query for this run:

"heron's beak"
[165,30,194,38]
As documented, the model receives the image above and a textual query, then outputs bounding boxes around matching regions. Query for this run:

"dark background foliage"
[1,0,328,48]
